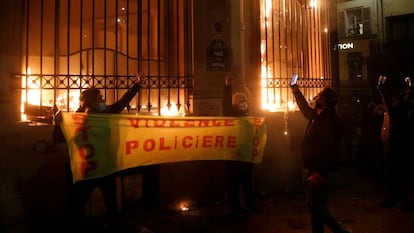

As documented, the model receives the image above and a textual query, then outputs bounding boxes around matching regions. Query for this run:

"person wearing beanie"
[222,76,256,218]
[290,83,351,233]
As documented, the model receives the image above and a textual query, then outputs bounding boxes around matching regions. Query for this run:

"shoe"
[378,199,396,208]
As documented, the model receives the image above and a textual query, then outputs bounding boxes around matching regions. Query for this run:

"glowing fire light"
[180,205,190,212]
[21,66,186,121]
[308,0,317,9]
[55,92,81,112]
[260,0,299,113]
[161,102,185,116]
[21,68,43,121]
[21,68,85,122]
[178,201,191,212]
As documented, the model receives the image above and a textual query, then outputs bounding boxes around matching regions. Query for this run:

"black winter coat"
[292,87,342,175]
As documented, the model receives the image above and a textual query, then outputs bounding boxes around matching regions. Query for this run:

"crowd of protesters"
[337,75,414,211]
[52,72,413,233]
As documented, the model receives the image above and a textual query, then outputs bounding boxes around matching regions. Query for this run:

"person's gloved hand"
[129,73,143,91]
[135,73,143,85]
[307,172,325,187]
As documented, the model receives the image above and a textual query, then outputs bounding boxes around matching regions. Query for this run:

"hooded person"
[314,87,338,111]
[78,88,105,112]
[290,84,351,233]
[77,80,141,113]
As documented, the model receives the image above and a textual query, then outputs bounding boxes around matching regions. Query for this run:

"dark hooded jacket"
[292,87,343,175]
[77,83,141,114]
[53,83,141,143]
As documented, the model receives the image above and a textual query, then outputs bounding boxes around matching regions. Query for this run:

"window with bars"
[386,13,414,43]
[19,0,194,124]
[259,0,332,112]
[338,7,371,38]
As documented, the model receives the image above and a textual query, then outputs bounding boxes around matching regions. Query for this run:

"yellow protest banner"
[59,112,267,183]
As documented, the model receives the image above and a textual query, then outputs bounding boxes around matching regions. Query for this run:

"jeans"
[304,169,348,233]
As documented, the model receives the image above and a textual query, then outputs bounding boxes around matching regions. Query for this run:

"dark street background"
[119,166,414,233]
[5,164,413,233]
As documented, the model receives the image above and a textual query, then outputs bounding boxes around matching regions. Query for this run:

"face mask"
[97,102,107,112]
[238,101,248,111]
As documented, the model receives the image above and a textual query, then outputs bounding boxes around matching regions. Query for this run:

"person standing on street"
[291,83,351,233]
[222,75,256,217]
[55,74,143,232]
[377,76,413,210]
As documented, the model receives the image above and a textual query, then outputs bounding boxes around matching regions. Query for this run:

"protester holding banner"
[222,75,256,217]
[290,83,351,233]
[57,74,142,232]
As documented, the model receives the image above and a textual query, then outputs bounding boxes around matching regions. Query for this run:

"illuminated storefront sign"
[338,42,354,50]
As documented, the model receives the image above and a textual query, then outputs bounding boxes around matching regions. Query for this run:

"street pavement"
[90,166,414,233]
[3,165,414,233]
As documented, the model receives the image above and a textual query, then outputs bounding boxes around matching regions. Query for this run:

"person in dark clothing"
[377,77,413,210]
[358,102,384,179]
[222,76,255,217]
[338,104,355,165]
[291,84,351,233]
[55,74,142,232]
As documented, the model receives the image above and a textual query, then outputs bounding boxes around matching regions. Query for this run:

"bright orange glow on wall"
[259,0,331,113]
[21,66,185,122]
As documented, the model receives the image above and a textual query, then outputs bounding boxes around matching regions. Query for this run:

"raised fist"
[225,75,234,86]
